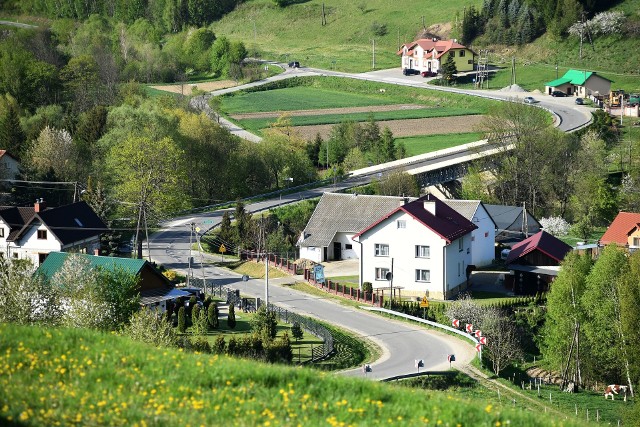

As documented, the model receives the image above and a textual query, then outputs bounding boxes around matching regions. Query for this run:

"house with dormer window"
[0,199,107,265]
[353,194,477,300]
[397,38,475,74]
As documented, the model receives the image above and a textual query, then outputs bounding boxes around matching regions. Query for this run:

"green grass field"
[237,107,482,132]
[222,86,396,113]
[220,76,501,114]
[398,132,485,156]
[0,323,587,426]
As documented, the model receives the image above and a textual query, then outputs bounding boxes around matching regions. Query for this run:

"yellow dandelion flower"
[485,404,493,413]
[19,411,29,421]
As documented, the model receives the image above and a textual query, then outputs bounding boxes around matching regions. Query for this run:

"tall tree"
[440,53,458,85]
[581,245,635,393]
[541,252,591,381]
[0,95,27,157]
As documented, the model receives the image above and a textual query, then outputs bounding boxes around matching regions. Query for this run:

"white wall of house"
[583,75,611,97]
[300,246,323,264]
[469,205,496,267]
[0,155,19,180]
[10,223,61,265]
[332,232,358,260]
[356,210,472,299]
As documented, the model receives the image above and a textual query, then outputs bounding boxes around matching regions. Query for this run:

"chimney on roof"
[34,198,46,213]
[423,200,436,216]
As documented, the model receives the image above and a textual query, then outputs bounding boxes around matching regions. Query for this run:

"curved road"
[152,65,592,380]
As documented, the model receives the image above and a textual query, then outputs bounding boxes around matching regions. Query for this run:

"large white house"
[0,199,107,265]
[353,194,477,300]
[397,38,475,74]
[298,193,410,263]
[442,199,496,267]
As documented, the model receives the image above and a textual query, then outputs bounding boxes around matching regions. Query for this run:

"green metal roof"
[38,252,147,279]
[545,69,614,87]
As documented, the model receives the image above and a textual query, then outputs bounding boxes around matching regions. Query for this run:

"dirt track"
[292,115,485,140]
[151,80,237,95]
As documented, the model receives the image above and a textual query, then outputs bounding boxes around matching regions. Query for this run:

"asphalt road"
[151,65,593,380]
[149,218,473,380]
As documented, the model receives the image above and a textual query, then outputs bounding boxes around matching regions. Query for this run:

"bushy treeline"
[543,247,640,390]
[4,0,240,29]
[462,0,629,46]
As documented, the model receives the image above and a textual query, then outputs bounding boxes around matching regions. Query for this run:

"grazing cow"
[604,384,628,401]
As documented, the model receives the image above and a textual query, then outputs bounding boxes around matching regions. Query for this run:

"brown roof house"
[398,38,475,74]
[600,211,640,251]
[505,231,572,295]
[353,194,477,300]
[0,199,107,266]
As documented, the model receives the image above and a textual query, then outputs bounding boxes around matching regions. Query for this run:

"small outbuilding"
[544,69,612,97]
[505,231,572,295]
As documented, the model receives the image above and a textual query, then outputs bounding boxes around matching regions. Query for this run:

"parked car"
[402,68,420,76]
[288,61,300,68]
[551,90,567,97]
[523,96,536,104]
[421,70,437,77]
[575,97,584,105]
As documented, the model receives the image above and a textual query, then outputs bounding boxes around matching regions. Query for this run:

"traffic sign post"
[447,354,456,368]
[419,296,429,318]
[452,319,460,328]
[415,359,424,373]
[219,243,226,262]
[465,323,473,333]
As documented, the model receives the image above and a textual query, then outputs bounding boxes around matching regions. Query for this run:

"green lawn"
[237,108,482,132]
[326,275,359,289]
[398,132,485,156]
[222,86,396,113]
[0,323,588,427]
[221,76,502,114]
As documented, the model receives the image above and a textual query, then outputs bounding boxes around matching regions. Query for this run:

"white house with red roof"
[600,211,640,250]
[353,194,477,300]
[397,38,475,74]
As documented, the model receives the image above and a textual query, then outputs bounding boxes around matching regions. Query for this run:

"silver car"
[524,96,536,104]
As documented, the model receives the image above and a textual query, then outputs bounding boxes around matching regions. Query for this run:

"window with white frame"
[397,220,406,229]
[415,269,430,282]
[634,237,640,247]
[375,267,390,280]
[0,228,4,238]
[415,245,430,258]
[375,244,389,257]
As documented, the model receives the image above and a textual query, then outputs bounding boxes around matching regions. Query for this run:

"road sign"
[415,359,424,371]
[475,330,482,338]
[475,343,483,352]
[465,323,473,333]
[447,354,456,362]
[419,297,429,308]
[313,264,325,284]
[195,227,201,233]
[363,364,372,374]
[219,244,227,254]
[479,337,487,345]
[452,319,460,328]
[203,220,214,224]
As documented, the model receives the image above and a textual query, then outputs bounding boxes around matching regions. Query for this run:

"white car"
[523,96,536,104]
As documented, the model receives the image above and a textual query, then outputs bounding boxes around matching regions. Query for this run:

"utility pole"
[197,231,206,294]
[188,222,194,286]
[372,38,375,70]
[143,202,151,262]
[522,202,529,238]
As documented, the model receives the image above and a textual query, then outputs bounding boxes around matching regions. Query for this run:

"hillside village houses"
[353,194,478,300]
[0,199,106,265]
[398,38,475,74]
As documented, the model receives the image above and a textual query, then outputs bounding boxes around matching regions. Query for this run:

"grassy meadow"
[0,323,587,427]
[211,0,480,72]
[399,132,485,156]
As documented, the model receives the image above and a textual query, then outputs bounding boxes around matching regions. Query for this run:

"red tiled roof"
[600,212,640,246]
[505,231,572,264]
[353,194,477,243]
[397,38,470,57]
